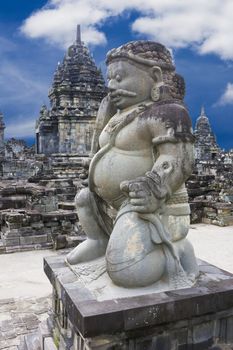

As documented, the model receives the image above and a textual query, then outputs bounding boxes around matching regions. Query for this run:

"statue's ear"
[151,66,163,83]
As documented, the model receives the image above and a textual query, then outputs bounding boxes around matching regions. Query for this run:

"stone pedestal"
[44,253,233,350]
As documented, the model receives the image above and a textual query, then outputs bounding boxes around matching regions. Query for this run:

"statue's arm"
[90,95,117,156]
[121,113,194,214]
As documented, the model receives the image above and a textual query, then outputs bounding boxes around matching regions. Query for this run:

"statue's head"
[106,41,185,110]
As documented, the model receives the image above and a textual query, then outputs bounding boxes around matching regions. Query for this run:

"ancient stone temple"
[0,112,5,157]
[36,25,107,155]
[194,106,220,161]
[187,106,233,226]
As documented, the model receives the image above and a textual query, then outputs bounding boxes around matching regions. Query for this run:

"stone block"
[44,256,233,349]
[6,212,24,223]
[202,218,212,224]
[5,246,20,253]
[18,227,34,236]
[24,332,41,350]
[3,237,20,246]
[61,221,72,229]
[20,236,34,245]
[6,222,22,229]
[31,204,46,212]
[3,229,20,238]
[27,212,42,223]
[54,235,67,250]
[58,202,76,210]
[193,321,214,345]
[156,335,173,350]
[45,205,58,212]
[33,235,48,244]
[226,316,233,343]
[31,222,44,229]
[38,321,51,350]
[47,233,53,243]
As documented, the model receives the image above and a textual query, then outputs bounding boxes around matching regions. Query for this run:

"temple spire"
[76,24,81,44]
[201,105,206,116]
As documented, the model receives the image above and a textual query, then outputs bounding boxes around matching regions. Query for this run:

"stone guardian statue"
[67,41,199,289]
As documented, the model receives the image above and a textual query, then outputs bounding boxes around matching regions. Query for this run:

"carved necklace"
[106,112,127,133]
[106,102,152,133]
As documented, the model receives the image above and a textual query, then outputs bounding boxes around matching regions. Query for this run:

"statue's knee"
[75,188,90,208]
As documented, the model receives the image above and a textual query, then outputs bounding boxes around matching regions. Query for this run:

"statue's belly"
[92,147,153,205]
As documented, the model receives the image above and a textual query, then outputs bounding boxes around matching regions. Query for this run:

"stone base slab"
[44,252,233,349]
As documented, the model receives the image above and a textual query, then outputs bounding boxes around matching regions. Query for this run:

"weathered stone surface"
[67,40,198,290]
[0,179,80,253]
[0,296,51,350]
[43,254,233,349]
[194,107,220,161]
[187,108,233,226]
[36,25,107,156]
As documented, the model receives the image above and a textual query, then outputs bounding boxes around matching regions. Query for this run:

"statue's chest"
[99,117,150,151]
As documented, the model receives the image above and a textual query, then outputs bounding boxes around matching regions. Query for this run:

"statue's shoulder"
[146,100,188,116]
[142,101,194,142]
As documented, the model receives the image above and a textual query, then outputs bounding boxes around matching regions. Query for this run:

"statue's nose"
[108,80,117,92]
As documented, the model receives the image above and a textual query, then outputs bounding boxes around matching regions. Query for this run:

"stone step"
[44,337,57,350]
[22,332,41,350]
[0,240,5,254]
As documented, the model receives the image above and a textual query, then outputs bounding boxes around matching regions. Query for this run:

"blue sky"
[0,0,233,150]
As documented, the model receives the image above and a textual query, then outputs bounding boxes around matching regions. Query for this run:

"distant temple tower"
[194,106,220,161]
[36,25,107,155]
[0,112,5,157]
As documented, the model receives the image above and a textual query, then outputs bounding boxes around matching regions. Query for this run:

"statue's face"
[107,60,155,110]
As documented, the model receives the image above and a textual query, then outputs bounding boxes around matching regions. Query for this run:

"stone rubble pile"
[0,181,82,254]
[187,107,233,226]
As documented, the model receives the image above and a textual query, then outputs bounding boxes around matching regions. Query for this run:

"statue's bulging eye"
[116,74,122,82]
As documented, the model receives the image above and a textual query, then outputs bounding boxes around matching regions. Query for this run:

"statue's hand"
[120,178,161,213]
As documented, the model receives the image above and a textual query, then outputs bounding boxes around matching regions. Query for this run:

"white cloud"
[0,61,48,105]
[21,0,233,60]
[216,83,233,106]
[5,119,36,138]
[0,41,49,138]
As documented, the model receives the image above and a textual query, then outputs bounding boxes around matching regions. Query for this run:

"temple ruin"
[35,25,107,156]
[187,107,233,226]
[194,106,220,162]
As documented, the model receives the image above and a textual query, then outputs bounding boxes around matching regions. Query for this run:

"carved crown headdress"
[106,41,175,71]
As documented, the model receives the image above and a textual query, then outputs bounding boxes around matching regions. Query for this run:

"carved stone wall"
[36,26,107,156]
[187,107,233,226]
[194,106,220,161]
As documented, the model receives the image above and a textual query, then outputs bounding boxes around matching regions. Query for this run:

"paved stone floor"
[0,250,57,349]
[0,296,51,349]
[0,225,233,349]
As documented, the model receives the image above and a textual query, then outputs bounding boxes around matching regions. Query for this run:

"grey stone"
[33,235,48,244]
[20,236,34,245]
[194,107,220,161]
[193,322,214,343]
[36,26,107,156]
[44,337,57,350]
[67,40,198,289]
[43,255,233,349]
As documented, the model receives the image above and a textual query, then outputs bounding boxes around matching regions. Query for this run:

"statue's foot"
[66,238,108,265]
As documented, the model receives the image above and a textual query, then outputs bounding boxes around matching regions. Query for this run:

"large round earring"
[151,85,160,102]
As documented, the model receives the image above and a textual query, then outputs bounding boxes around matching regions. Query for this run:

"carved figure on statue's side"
[67,41,199,289]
